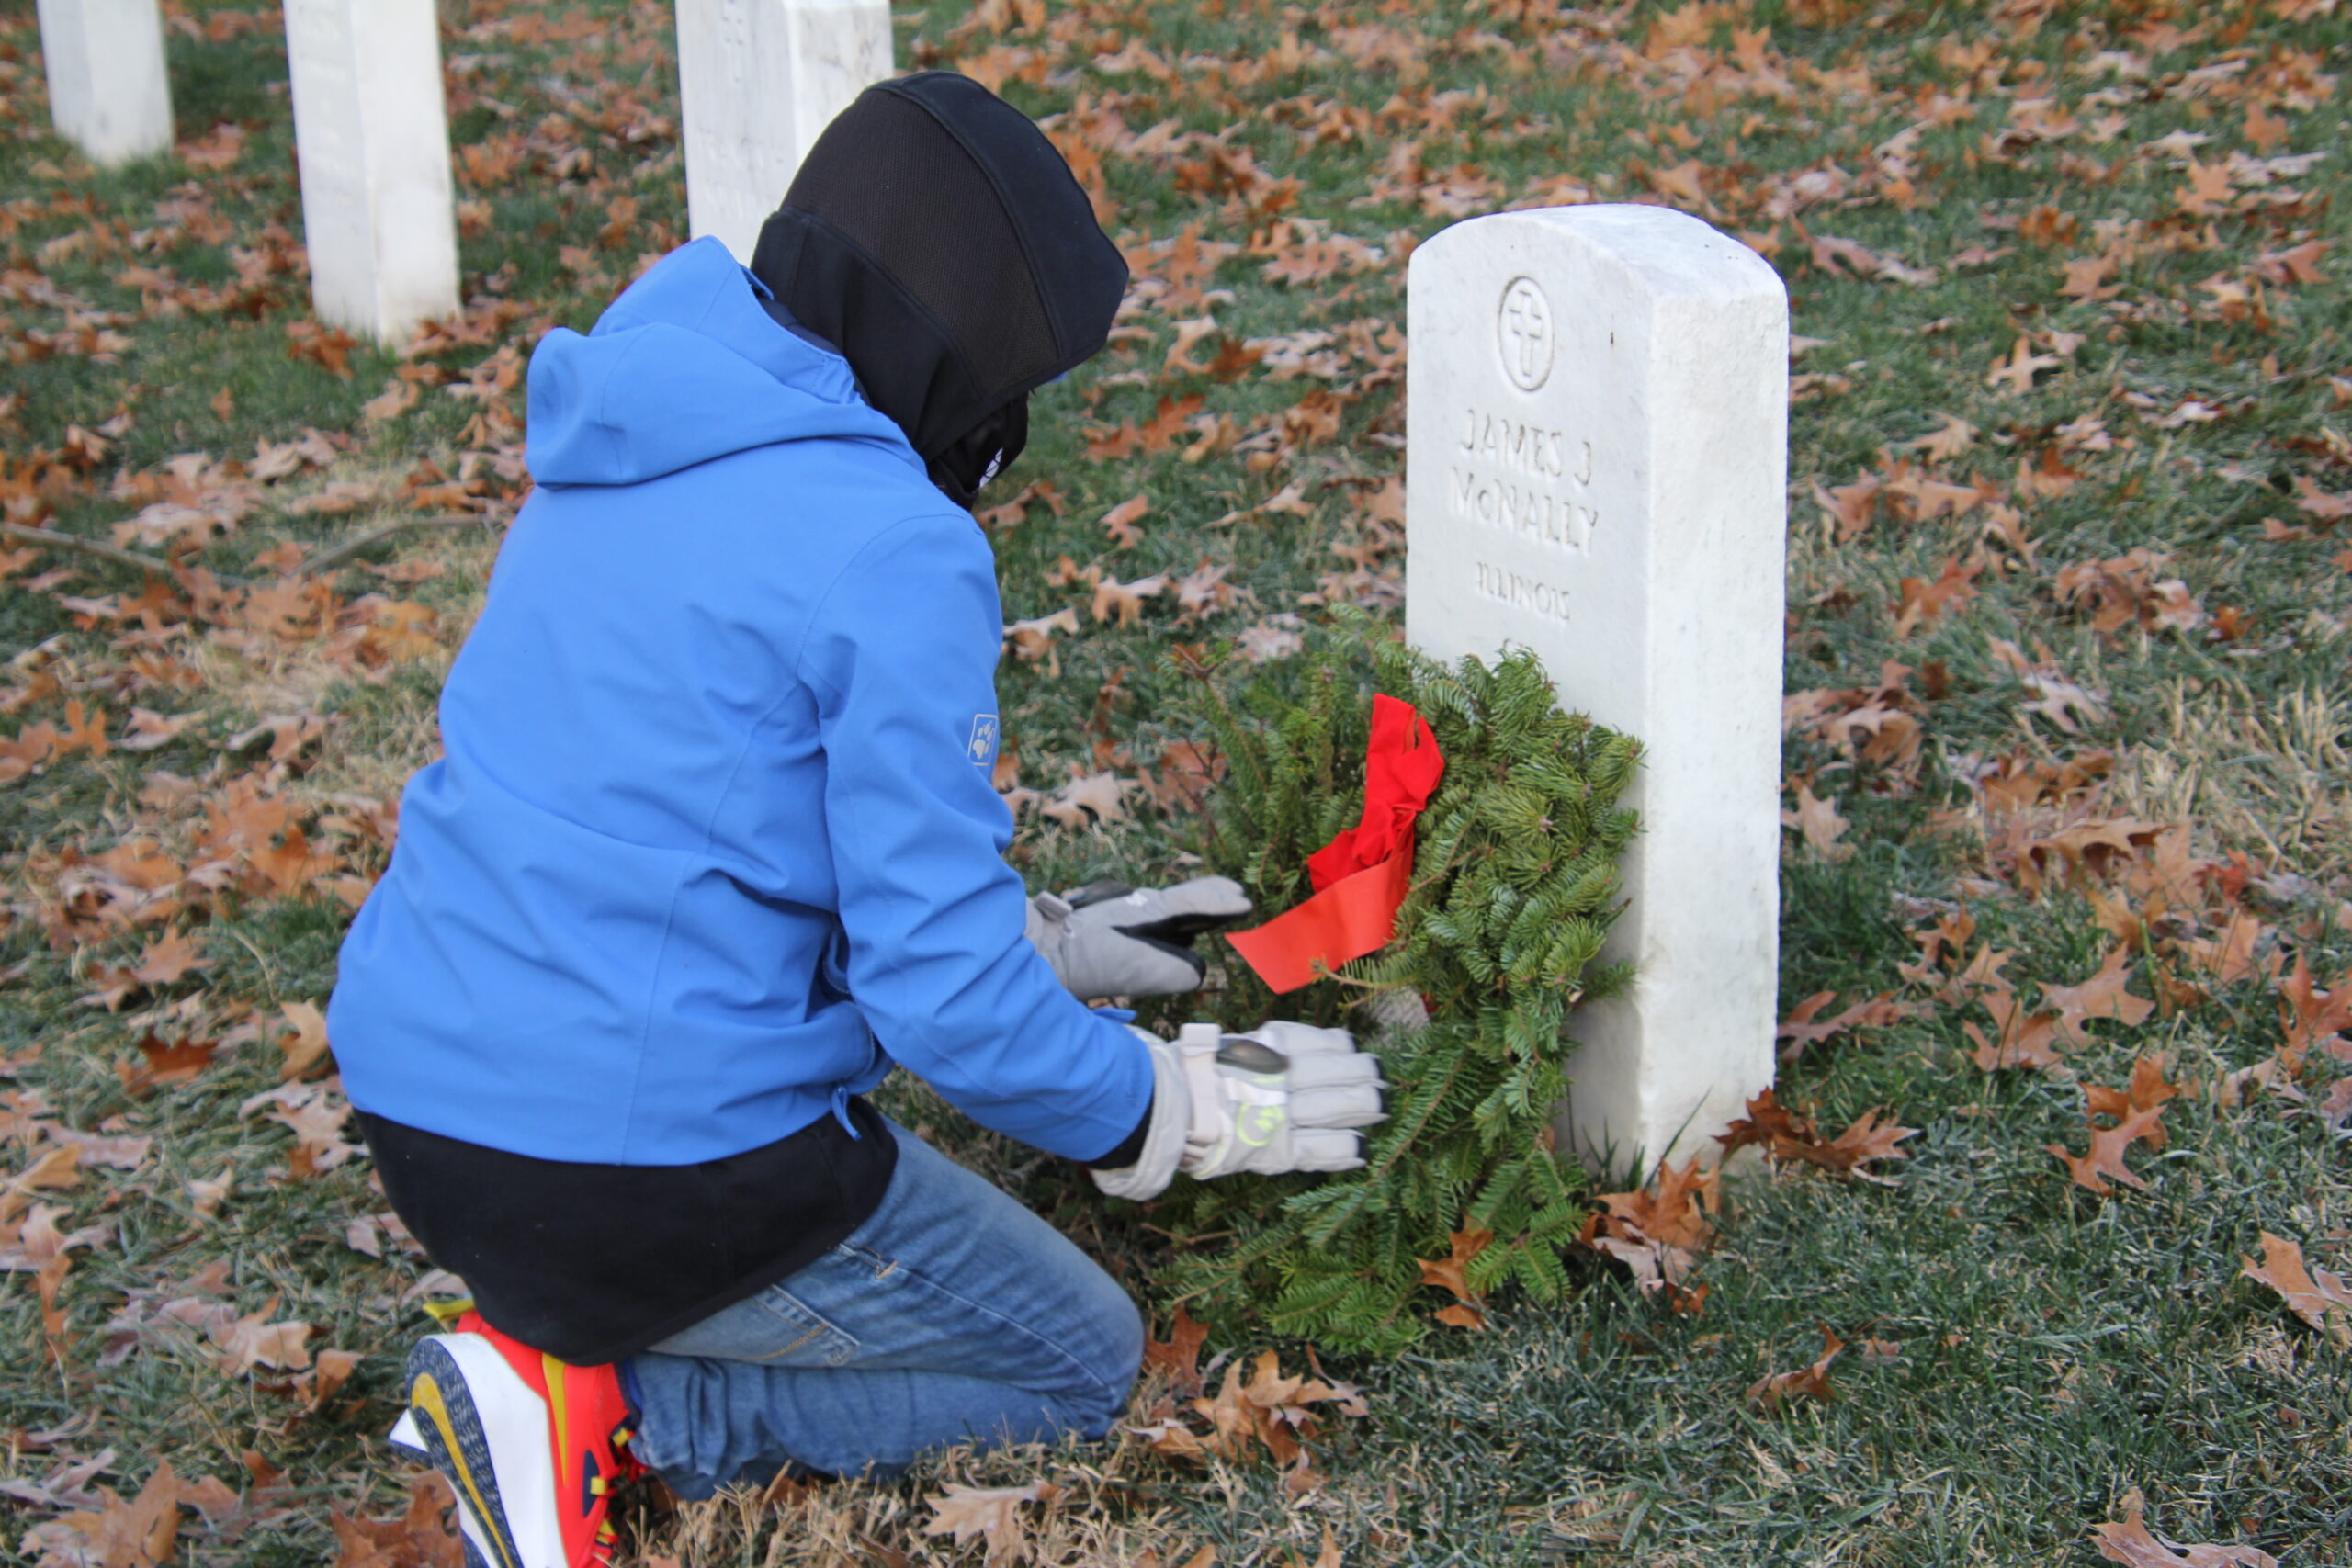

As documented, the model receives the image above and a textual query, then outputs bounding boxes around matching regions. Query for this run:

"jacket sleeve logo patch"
[967,714,1000,768]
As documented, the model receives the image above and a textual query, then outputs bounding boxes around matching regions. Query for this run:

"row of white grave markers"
[1407,206,1790,1174]
[33,0,892,341]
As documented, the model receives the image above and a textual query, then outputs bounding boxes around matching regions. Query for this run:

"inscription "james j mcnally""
[1453,405,1599,553]
[1475,560,1570,622]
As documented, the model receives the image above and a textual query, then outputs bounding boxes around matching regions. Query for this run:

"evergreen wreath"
[1144,615,1642,1354]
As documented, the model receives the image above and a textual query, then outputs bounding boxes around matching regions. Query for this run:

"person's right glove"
[1091,1021,1387,1201]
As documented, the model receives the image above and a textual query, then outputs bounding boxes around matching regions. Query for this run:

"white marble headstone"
[675,0,894,262]
[283,0,461,344]
[35,0,174,165]
[1405,205,1788,1175]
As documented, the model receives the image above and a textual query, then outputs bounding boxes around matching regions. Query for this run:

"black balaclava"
[750,72,1128,506]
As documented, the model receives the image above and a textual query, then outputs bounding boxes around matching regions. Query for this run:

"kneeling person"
[327,73,1384,1568]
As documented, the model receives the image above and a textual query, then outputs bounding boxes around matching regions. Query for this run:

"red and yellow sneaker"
[399,1310,643,1568]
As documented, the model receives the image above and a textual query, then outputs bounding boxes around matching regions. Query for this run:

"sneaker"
[399,1312,642,1568]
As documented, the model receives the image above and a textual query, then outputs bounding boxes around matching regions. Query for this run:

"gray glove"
[1093,1022,1387,1201]
[1024,877,1252,1001]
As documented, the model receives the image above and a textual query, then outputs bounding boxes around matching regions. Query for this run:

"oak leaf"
[1775,990,1910,1065]
[2240,1232,2352,1347]
[0,1202,111,1273]
[921,1481,1052,1564]
[1038,772,1134,830]
[119,709,195,752]
[131,1031,218,1089]
[1143,1306,1209,1397]
[40,1127,153,1171]
[2048,1103,2165,1197]
[1205,337,1265,380]
[1091,573,1166,627]
[1985,335,2061,395]
[328,1473,465,1568]
[18,1461,182,1568]
[1965,988,2064,1072]
[278,1002,332,1080]
[1237,618,1305,663]
[2042,949,2155,1049]
[2089,1487,2278,1567]
[242,1082,363,1176]
[1781,784,1852,861]
[362,378,420,423]
[2274,954,2352,1068]
[10,1145,83,1196]
[1418,1227,1494,1329]
[1907,412,1977,461]
[2083,1057,2179,1152]
[213,1309,313,1376]
[60,698,111,760]
[1099,494,1151,547]
[1893,555,1982,637]
[287,320,357,378]
[1585,1157,1718,1310]
[1002,608,1079,673]
[1717,1089,1914,1177]
[1746,1326,1843,1413]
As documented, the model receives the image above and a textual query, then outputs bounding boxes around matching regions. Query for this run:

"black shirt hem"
[356,1097,899,1366]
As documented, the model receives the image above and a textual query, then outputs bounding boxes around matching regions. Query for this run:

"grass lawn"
[1,0,2349,1562]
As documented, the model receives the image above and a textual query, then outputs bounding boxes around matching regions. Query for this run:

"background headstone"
[675,0,894,261]
[1406,205,1788,1173]
[35,0,175,165]
[283,0,461,344]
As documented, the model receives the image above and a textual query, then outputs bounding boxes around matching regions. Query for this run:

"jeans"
[620,1122,1145,1497]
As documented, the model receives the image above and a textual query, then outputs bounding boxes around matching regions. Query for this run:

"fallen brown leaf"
[2088,1487,2277,1567]
[2083,1056,2180,1153]
[1418,1227,1493,1329]
[920,1481,1053,1565]
[1143,1306,1209,1398]
[19,1461,182,1568]
[2048,1103,2165,1197]
[329,1472,465,1568]
[2240,1231,2352,1347]
[1746,1326,1843,1413]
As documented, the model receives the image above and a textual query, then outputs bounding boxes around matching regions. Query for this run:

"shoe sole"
[403,1335,563,1568]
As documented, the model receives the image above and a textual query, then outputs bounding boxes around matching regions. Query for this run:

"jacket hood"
[749,72,1128,482]
[525,237,918,488]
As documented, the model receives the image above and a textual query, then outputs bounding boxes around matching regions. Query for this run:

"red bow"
[1226,695,1444,995]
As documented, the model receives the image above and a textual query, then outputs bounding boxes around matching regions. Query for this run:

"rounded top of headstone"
[1410,204,1786,309]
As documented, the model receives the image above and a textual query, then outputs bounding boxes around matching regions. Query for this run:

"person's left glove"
[1024,877,1253,1001]
[1092,1021,1387,1201]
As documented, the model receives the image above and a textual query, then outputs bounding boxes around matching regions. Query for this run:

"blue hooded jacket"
[329,238,1152,1168]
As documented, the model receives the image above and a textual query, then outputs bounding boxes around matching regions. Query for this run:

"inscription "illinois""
[1453,405,1598,553]
[1475,560,1570,622]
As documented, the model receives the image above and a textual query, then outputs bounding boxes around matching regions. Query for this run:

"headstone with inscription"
[1406,205,1788,1173]
[35,0,174,164]
[676,0,894,262]
[283,0,461,344]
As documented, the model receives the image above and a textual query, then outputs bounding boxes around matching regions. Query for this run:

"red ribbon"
[1225,694,1444,995]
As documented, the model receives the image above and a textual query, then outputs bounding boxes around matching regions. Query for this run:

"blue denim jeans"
[619,1122,1145,1497]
